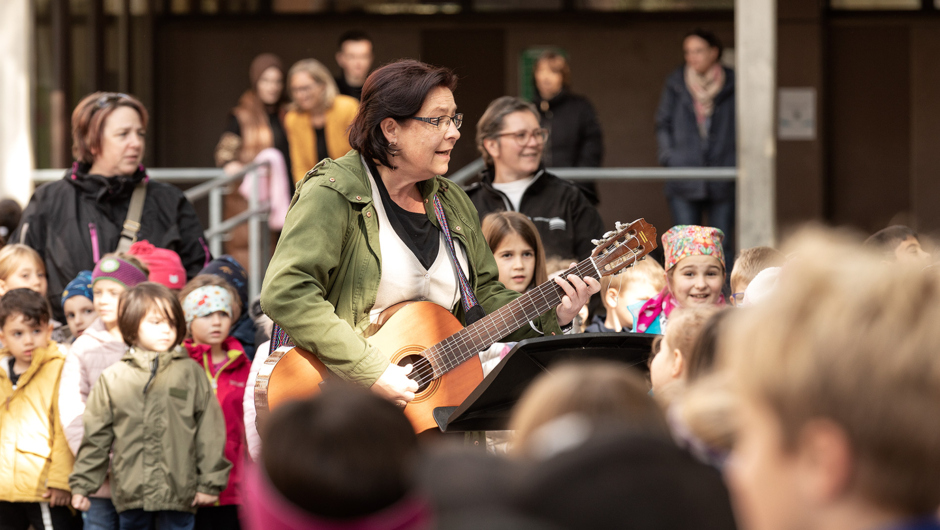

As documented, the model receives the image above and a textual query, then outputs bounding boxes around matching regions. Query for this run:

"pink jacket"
[58,318,128,498]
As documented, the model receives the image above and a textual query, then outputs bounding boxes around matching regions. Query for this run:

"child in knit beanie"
[127,240,187,291]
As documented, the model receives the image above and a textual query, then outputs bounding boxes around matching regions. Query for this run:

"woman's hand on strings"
[554,265,601,327]
[372,362,419,407]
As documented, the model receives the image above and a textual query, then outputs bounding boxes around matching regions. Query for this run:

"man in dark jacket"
[13,165,210,321]
[655,29,736,260]
[531,51,604,204]
[466,96,606,263]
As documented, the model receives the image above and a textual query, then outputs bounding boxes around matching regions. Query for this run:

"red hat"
[127,240,186,289]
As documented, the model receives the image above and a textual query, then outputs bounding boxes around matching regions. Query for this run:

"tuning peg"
[602,230,617,239]
[615,221,625,231]
[591,238,602,246]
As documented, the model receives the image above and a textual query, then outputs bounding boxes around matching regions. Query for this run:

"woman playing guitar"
[259,60,598,410]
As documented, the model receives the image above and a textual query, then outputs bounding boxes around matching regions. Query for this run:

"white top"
[492,175,536,211]
[365,165,469,323]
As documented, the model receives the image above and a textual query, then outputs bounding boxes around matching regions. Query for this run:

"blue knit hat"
[61,270,94,307]
[199,255,248,308]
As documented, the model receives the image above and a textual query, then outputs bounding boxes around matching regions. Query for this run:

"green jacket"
[261,150,563,387]
[69,346,231,513]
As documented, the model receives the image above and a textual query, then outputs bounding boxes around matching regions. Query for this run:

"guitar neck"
[425,257,601,379]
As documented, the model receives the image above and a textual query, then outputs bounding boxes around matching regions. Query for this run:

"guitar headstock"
[590,219,658,277]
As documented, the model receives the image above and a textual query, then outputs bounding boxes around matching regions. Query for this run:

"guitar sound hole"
[399,355,433,393]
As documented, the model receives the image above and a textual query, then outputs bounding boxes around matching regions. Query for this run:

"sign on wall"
[778,87,817,141]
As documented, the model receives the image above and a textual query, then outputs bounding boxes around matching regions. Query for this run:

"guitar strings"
[408,232,645,388]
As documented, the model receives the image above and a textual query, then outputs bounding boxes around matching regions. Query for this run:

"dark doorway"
[420,29,506,176]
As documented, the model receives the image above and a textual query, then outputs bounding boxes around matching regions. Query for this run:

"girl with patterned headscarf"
[629,225,726,335]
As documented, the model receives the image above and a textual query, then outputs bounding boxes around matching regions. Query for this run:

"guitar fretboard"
[423,257,601,379]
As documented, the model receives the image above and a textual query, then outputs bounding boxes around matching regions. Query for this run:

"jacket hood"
[65,162,148,203]
[183,336,247,371]
[532,89,572,109]
[0,342,64,387]
[81,318,123,345]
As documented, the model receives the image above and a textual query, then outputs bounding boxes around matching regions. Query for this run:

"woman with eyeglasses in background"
[466,96,605,264]
[12,92,210,323]
[284,59,359,185]
[261,61,597,410]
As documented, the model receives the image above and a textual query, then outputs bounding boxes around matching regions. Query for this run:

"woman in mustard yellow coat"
[284,59,359,184]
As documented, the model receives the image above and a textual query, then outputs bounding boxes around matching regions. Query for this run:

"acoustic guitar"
[255,219,657,433]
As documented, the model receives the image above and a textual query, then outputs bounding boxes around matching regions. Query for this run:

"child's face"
[611,281,660,326]
[0,313,52,366]
[894,236,931,265]
[648,334,679,394]
[0,260,48,296]
[92,279,125,326]
[494,232,536,294]
[726,399,809,530]
[189,311,232,347]
[136,305,177,352]
[63,295,97,338]
[669,255,724,308]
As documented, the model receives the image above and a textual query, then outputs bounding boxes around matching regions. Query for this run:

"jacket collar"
[82,318,123,345]
[0,342,64,387]
[65,162,148,203]
[183,337,247,371]
[320,150,449,208]
[121,345,188,370]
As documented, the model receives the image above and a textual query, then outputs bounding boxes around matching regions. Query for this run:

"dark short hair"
[865,225,918,259]
[118,282,186,348]
[685,28,723,57]
[348,59,458,169]
[262,385,417,519]
[71,92,149,165]
[338,30,372,49]
[0,288,51,328]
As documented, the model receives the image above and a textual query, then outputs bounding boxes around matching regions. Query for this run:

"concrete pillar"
[735,0,778,248]
[0,0,35,207]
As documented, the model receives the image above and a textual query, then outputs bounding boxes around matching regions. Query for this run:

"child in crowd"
[57,253,149,529]
[127,240,188,292]
[61,270,96,343]
[241,387,426,530]
[631,225,726,334]
[728,246,784,306]
[200,256,259,359]
[509,360,669,458]
[648,306,722,405]
[180,275,249,530]
[0,289,80,530]
[724,230,940,530]
[864,224,932,265]
[0,244,70,344]
[586,258,665,333]
[70,283,231,529]
[482,211,548,293]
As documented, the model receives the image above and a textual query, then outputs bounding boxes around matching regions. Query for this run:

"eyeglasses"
[493,128,550,146]
[410,113,463,130]
[95,93,130,110]
[730,292,745,306]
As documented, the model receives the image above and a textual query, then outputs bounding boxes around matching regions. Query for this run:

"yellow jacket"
[0,343,73,502]
[284,94,359,184]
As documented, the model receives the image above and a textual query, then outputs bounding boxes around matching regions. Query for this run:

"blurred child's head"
[662,225,726,308]
[0,288,53,365]
[0,199,23,245]
[510,360,669,457]
[200,255,249,312]
[91,254,149,327]
[179,275,242,348]
[686,307,731,382]
[724,230,940,530]
[600,258,666,330]
[649,306,721,403]
[729,246,785,306]
[864,225,931,265]
[118,282,186,351]
[482,211,548,293]
[61,270,96,338]
[127,240,187,291]
[0,244,47,296]
[260,385,418,520]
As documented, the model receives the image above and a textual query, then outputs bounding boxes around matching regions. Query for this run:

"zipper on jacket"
[143,355,159,394]
[89,223,100,263]
[199,237,210,267]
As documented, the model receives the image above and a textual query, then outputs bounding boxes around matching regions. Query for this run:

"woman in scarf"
[655,30,736,263]
[630,225,726,335]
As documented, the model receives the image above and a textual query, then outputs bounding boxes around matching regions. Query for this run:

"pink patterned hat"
[662,225,725,271]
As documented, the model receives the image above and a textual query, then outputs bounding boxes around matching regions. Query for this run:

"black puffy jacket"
[13,164,211,320]
[532,90,604,169]
[465,167,606,262]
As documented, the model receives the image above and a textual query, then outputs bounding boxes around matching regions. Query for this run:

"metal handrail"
[445,157,738,185]
[32,167,224,183]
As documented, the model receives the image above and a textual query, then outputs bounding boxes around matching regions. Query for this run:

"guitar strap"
[269,192,487,352]
[432,194,486,325]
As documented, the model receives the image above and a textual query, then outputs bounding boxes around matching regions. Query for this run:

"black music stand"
[433,332,657,433]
